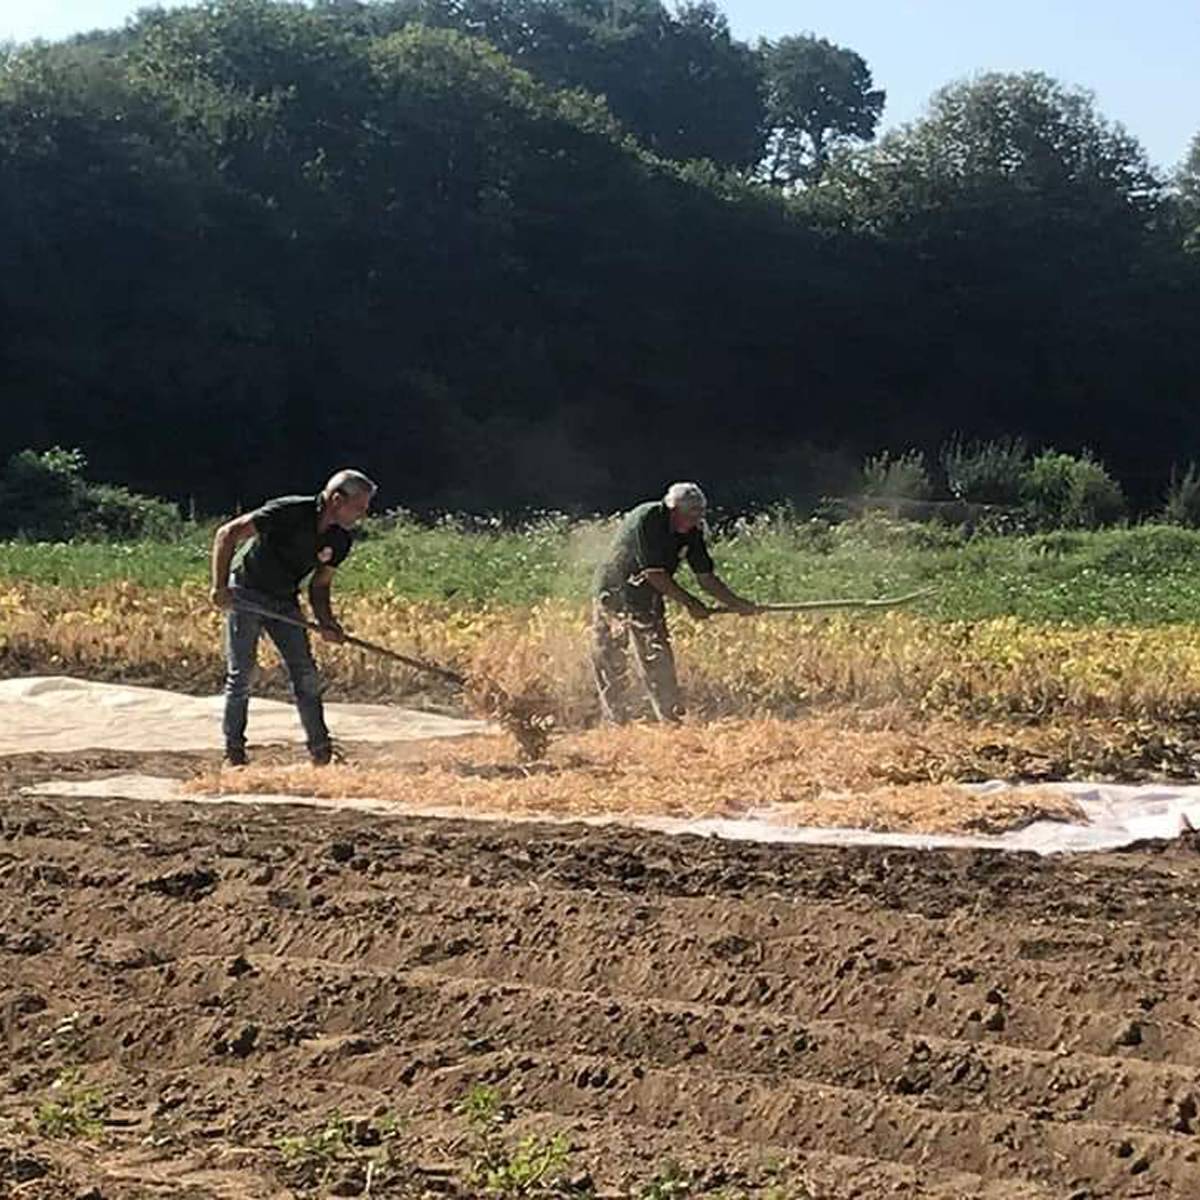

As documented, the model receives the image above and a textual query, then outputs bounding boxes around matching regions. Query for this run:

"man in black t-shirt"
[209,469,377,766]
[592,482,759,723]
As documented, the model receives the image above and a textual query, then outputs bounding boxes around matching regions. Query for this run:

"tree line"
[1,0,1198,515]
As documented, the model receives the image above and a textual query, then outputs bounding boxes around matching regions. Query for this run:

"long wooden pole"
[709,586,934,615]
[230,600,467,685]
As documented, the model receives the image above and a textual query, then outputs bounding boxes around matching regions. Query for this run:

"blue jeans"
[223,587,331,754]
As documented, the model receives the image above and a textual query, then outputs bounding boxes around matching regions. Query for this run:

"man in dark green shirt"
[209,469,377,766]
[592,482,759,722]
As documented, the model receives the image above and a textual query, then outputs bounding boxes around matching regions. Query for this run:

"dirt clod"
[136,866,217,900]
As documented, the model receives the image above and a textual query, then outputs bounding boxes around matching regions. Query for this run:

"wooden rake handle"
[230,600,467,686]
[709,586,935,616]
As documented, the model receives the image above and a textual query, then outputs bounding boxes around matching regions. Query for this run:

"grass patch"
[6,516,1200,623]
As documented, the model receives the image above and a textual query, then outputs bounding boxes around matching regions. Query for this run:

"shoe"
[309,742,337,767]
[223,746,249,767]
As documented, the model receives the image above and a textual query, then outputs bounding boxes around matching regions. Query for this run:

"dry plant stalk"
[12,582,1200,732]
[464,674,556,761]
[457,609,588,760]
[188,711,1098,836]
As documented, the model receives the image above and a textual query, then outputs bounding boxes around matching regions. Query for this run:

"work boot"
[223,746,249,768]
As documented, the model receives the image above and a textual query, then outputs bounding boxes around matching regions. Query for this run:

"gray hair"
[324,468,378,501]
[663,481,707,514]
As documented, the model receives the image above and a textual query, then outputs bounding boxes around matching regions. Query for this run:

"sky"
[2,0,1196,170]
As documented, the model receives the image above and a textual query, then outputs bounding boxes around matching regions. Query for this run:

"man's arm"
[210,515,257,609]
[307,565,346,642]
[696,572,759,615]
[643,568,711,620]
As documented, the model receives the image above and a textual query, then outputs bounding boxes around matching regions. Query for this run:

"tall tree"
[837,72,1160,237]
[759,34,883,187]
[343,0,765,168]
[810,72,1177,486]
[3,12,1199,512]
[1179,131,1200,251]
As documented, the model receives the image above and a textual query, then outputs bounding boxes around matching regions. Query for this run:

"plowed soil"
[5,749,1200,1198]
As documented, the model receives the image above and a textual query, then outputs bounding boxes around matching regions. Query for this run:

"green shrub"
[75,483,182,539]
[1021,451,1125,531]
[1091,524,1200,573]
[0,447,182,540]
[456,1084,575,1197]
[0,447,82,536]
[859,450,932,500]
[832,512,964,551]
[34,1070,107,1139]
[940,435,1028,504]
[1164,463,1200,528]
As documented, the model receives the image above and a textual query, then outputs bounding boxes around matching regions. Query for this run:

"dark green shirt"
[232,494,352,600]
[594,500,714,611]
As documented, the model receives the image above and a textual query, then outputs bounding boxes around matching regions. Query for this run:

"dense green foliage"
[1179,133,1200,250]
[859,450,932,501]
[1020,451,1126,531]
[371,0,766,168]
[759,34,884,186]
[1164,463,1200,528]
[2,2,1198,514]
[0,448,183,539]
[940,437,1029,506]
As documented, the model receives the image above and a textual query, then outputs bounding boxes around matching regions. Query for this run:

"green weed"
[34,1070,107,1139]
[276,1109,401,1188]
[638,1161,694,1198]
[456,1084,579,1197]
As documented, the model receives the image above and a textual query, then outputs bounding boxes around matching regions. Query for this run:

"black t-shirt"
[231,494,352,600]
[594,500,714,611]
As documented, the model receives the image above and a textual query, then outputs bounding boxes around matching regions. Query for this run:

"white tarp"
[20,773,1200,856]
[10,676,1200,855]
[0,676,487,754]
